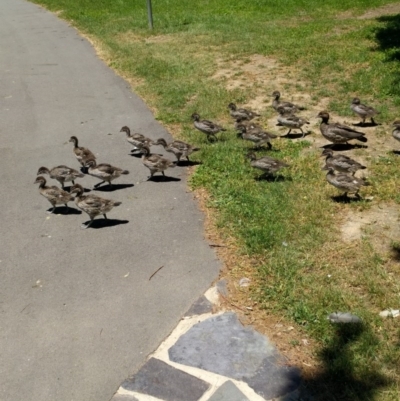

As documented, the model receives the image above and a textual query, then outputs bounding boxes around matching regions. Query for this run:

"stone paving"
[111,285,301,401]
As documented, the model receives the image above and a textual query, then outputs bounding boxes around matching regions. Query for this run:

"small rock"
[328,312,361,324]
[239,278,251,287]
[379,309,400,318]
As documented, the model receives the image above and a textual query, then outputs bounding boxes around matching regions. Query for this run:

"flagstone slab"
[168,312,301,399]
[208,381,250,401]
[184,295,213,317]
[122,358,209,401]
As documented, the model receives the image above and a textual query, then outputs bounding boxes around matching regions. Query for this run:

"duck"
[321,149,366,176]
[276,106,309,137]
[237,124,277,149]
[392,120,400,143]
[69,136,96,167]
[271,91,304,114]
[141,145,176,178]
[120,126,154,152]
[191,113,226,141]
[34,176,74,213]
[85,159,129,188]
[70,183,122,229]
[246,152,289,177]
[154,138,200,163]
[37,166,84,189]
[350,98,379,125]
[228,103,260,121]
[317,111,367,145]
[322,166,369,198]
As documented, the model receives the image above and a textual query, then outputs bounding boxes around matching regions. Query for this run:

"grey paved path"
[0,1,220,401]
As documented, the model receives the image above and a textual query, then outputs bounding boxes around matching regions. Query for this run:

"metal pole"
[147,0,153,29]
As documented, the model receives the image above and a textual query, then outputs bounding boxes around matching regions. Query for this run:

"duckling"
[155,138,200,163]
[120,126,154,152]
[228,103,260,121]
[317,111,367,145]
[37,166,84,189]
[246,152,289,177]
[392,120,400,144]
[237,124,277,149]
[323,166,369,198]
[191,113,226,141]
[321,149,366,176]
[85,159,129,188]
[34,176,74,213]
[271,91,304,114]
[69,136,96,167]
[141,145,176,178]
[70,184,122,229]
[350,98,379,125]
[276,106,309,137]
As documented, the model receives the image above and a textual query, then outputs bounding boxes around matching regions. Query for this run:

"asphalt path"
[0,1,220,400]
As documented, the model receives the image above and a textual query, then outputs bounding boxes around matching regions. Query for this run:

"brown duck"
[70,184,122,229]
[85,159,129,188]
[317,111,367,145]
[141,145,176,178]
[37,165,84,189]
[34,176,74,213]
[69,136,96,167]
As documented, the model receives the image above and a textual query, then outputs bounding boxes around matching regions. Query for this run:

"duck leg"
[47,204,56,214]
[103,214,108,219]
[300,128,305,138]
[94,180,105,188]
[285,129,292,136]
[81,217,94,229]
[64,203,69,214]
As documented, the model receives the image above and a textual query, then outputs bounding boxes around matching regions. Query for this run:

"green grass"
[30,0,400,399]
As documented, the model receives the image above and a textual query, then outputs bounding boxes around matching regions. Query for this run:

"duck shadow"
[352,121,379,128]
[84,219,129,229]
[255,174,291,182]
[94,183,134,192]
[280,131,312,139]
[63,185,91,193]
[177,160,201,167]
[48,206,82,215]
[129,152,143,158]
[330,194,366,204]
[391,150,400,155]
[322,143,368,151]
[147,175,181,182]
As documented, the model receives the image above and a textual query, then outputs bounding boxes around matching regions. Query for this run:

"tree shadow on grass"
[373,14,400,95]
[300,323,391,400]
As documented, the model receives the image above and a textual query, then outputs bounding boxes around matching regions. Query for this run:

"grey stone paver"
[121,358,209,401]
[208,381,250,401]
[184,295,213,317]
[243,354,301,399]
[169,312,275,379]
[168,312,301,399]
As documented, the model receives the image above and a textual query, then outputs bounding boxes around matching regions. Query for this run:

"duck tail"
[113,201,122,207]
[358,135,368,143]
[192,147,201,152]
[121,170,130,175]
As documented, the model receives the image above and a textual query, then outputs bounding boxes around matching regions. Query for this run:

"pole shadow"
[299,323,391,400]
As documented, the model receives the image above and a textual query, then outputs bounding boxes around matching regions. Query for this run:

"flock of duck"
[34,128,200,228]
[34,91,400,228]
[191,92,400,199]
